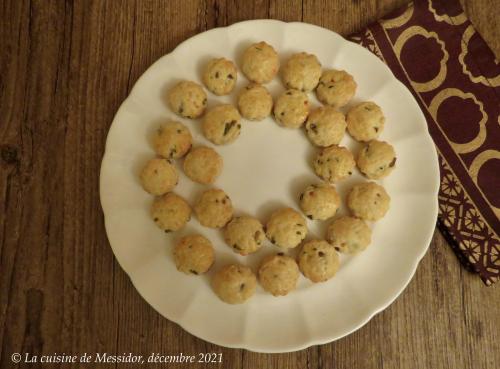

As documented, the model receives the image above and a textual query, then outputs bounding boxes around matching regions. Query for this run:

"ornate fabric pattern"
[348,0,500,285]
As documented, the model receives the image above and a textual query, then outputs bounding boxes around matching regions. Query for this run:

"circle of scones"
[173,234,215,275]
[282,52,322,92]
[202,104,242,145]
[313,145,355,183]
[140,158,178,196]
[273,89,310,128]
[241,41,280,84]
[305,106,346,147]
[326,216,372,254]
[258,253,300,296]
[298,240,340,283]
[167,80,207,118]
[299,183,340,221]
[153,121,193,159]
[346,101,385,142]
[202,57,238,96]
[265,207,307,249]
[224,216,265,255]
[347,182,390,221]
[357,140,396,179]
[151,192,191,232]
[316,69,357,108]
[212,264,257,304]
[237,84,273,121]
[194,188,233,228]
[183,146,223,184]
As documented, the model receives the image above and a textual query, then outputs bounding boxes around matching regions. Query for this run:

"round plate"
[100,20,439,353]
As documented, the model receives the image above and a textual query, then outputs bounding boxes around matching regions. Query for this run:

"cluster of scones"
[140,41,397,304]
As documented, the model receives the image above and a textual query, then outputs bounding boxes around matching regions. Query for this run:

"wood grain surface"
[1,1,499,368]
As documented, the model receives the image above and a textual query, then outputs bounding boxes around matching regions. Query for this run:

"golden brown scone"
[241,41,280,84]
[224,216,265,255]
[194,188,233,228]
[346,182,390,221]
[140,158,178,196]
[298,239,339,283]
[183,146,223,184]
[167,80,207,118]
[265,208,307,249]
[202,57,238,95]
[258,253,300,296]
[212,264,257,304]
[173,234,215,275]
[153,120,193,159]
[151,193,191,232]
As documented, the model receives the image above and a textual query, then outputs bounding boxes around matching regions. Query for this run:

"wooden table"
[1,1,499,368]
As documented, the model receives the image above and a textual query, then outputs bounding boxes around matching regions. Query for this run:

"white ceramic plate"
[100,20,439,353]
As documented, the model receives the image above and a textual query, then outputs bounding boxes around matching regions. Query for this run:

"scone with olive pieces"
[357,140,396,179]
[173,235,215,275]
[282,52,322,92]
[183,146,223,184]
[153,121,193,159]
[224,216,265,255]
[194,188,233,228]
[347,182,390,221]
[202,57,237,96]
[326,216,372,254]
[167,80,207,118]
[258,253,300,296]
[273,89,310,128]
[241,41,280,84]
[151,193,191,232]
[346,102,385,142]
[313,145,355,183]
[237,84,273,121]
[202,104,242,145]
[140,158,178,196]
[305,106,346,147]
[316,69,357,108]
[298,240,340,283]
[299,183,340,221]
[265,207,307,249]
[212,264,257,304]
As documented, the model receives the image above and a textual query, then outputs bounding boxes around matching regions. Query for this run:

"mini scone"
[173,234,215,275]
[202,57,237,95]
[167,80,207,118]
[224,216,265,255]
[298,239,340,283]
[202,104,242,145]
[299,183,340,220]
[357,140,396,179]
[140,158,178,196]
[282,52,322,92]
[241,41,280,84]
[183,146,223,184]
[273,89,310,128]
[313,145,355,183]
[237,84,273,121]
[347,182,390,221]
[316,69,357,108]
[326,216,372,254]
[305,106,347,147]
[258,253,300,296]
[194,188,233,228]
[212,264,257,304]
[151,192,191,232]
[153,121,193,159]
[265,207,307,249]
[346,102,385,142]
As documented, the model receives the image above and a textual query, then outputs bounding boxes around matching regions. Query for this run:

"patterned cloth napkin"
[348,0,500,285]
